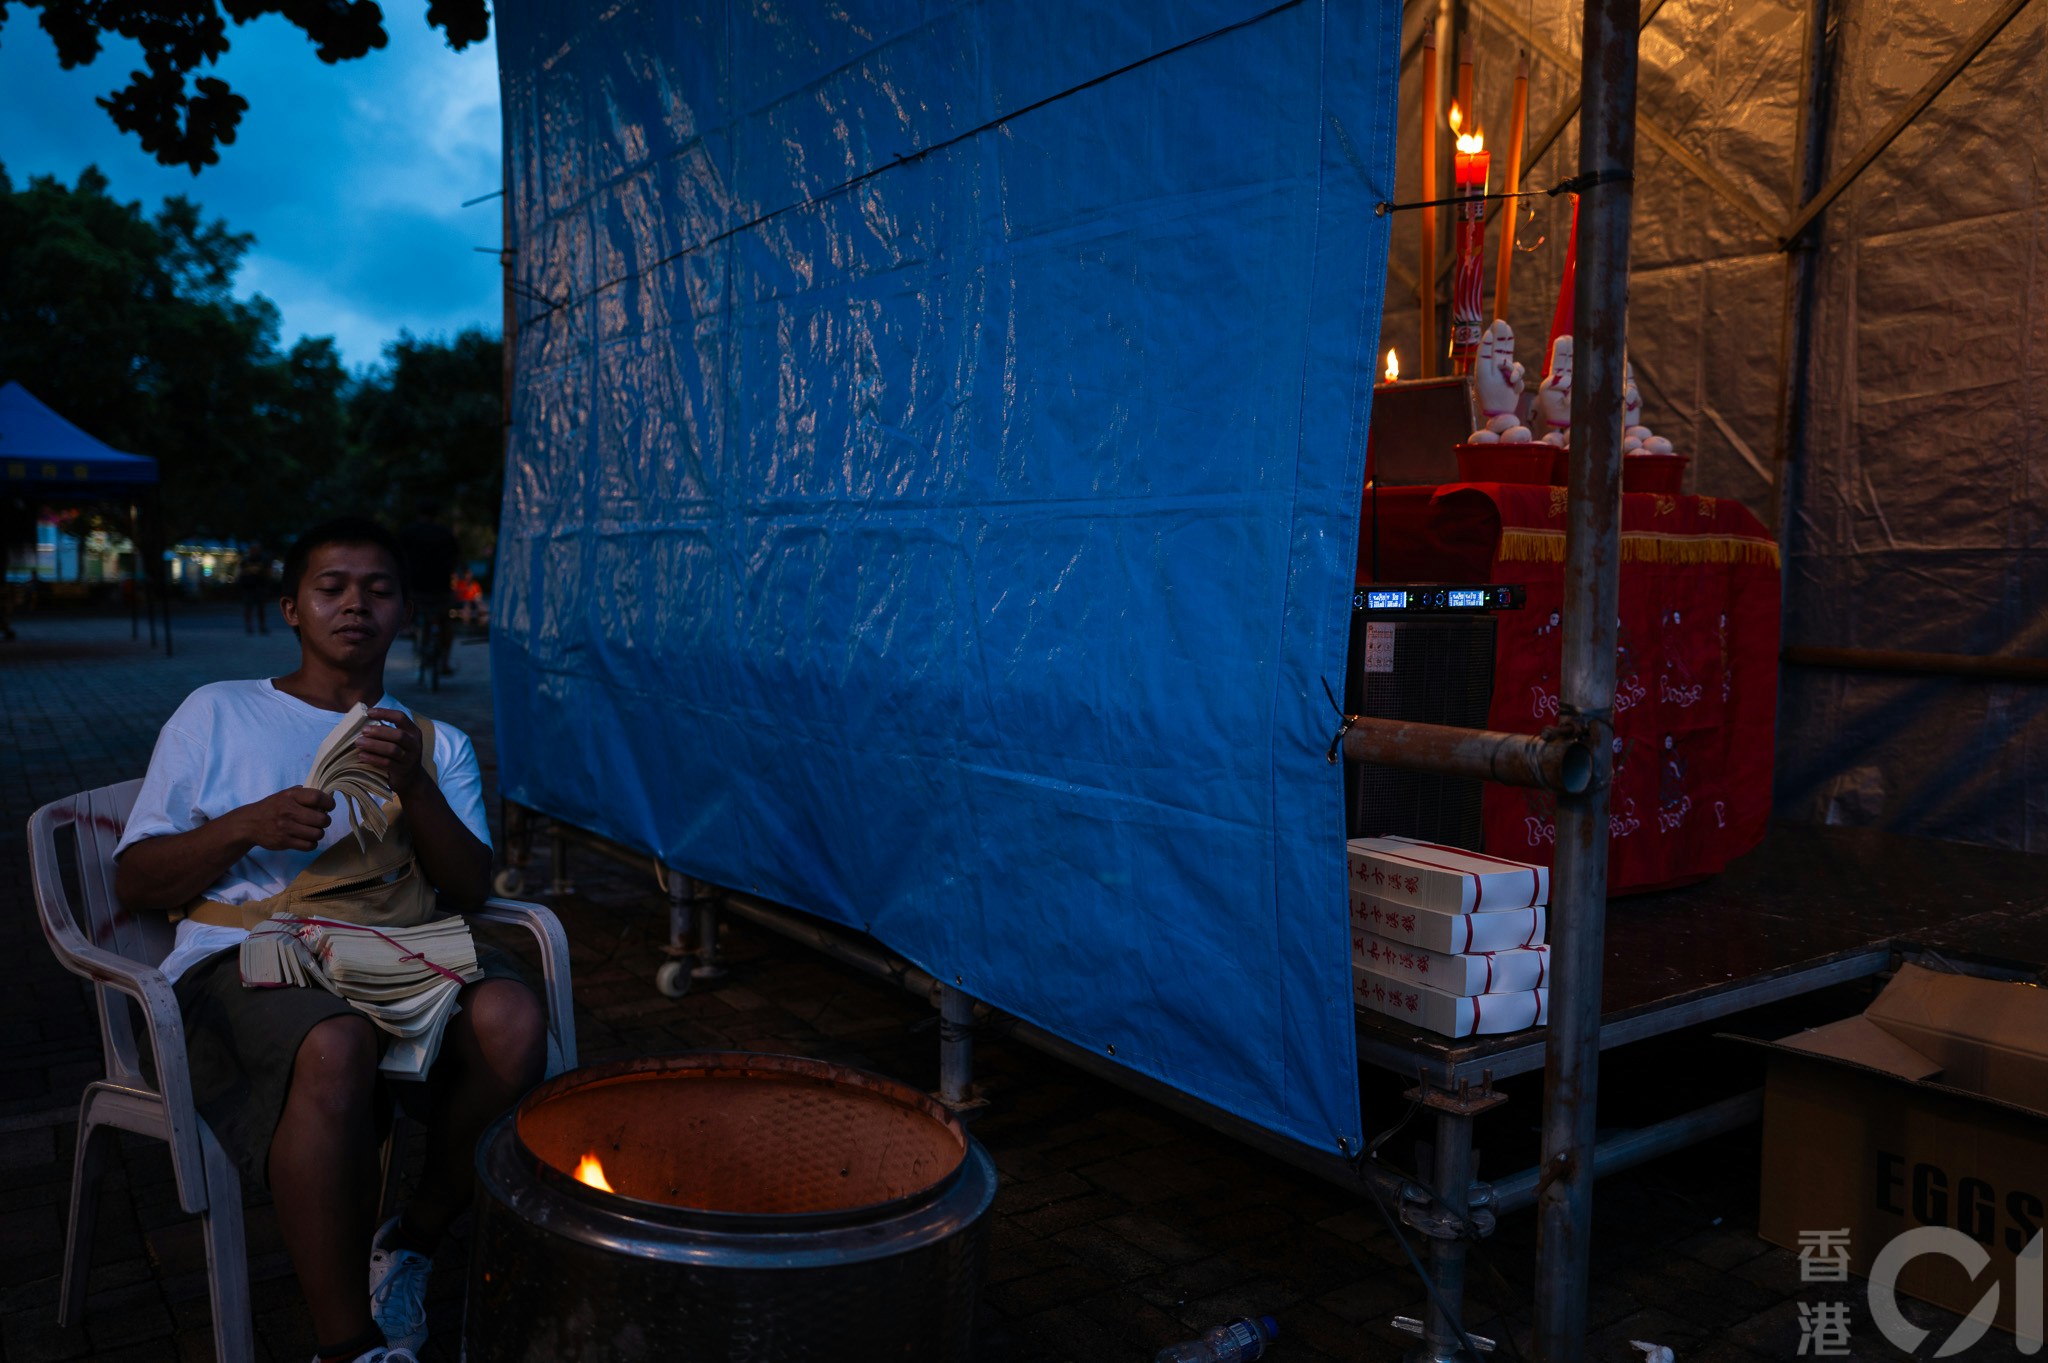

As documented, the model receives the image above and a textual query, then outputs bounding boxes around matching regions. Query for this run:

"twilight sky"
[0,8,503,371]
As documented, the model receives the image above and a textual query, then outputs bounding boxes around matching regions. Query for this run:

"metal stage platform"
[500,808,2048,1356]
[1358,821,2047,1086]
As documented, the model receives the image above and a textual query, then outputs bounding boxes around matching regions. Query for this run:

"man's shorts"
[168,940,532,1190]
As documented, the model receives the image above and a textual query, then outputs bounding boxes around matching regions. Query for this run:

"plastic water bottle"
[1154,1315,1278,1363]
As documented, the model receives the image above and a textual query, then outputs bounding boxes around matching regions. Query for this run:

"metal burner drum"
[463,1052,996,1362]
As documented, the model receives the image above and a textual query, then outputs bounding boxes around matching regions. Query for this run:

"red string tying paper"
[251,915,473,988]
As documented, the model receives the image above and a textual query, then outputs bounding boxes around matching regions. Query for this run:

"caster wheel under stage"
[655,960,693,999]
[493,867,526,897]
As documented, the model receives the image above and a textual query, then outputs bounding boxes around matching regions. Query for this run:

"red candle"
[1448,102,1490,376]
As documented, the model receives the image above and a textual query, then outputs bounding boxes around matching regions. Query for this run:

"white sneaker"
[367,1216,432,1354]
[312,1349,419,1363]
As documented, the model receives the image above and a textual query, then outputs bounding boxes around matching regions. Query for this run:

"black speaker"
[1344,608,1499,849]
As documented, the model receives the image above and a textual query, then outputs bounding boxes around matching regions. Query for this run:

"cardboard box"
[1744,963,2048,1344]
[1350,895,1547,954]
[1346,837,1548,913]
[1352,962,1547,1038]
[1352,928,1549,996]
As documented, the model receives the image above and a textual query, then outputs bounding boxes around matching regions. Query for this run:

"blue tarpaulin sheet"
[493,0,1398,1153]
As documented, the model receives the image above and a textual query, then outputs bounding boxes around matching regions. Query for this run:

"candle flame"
[574,1153,615,1193]
[1448,101,1485,154]
[1385,349,1400,382]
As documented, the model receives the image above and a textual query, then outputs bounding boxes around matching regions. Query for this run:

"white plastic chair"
[28,779,578,1363]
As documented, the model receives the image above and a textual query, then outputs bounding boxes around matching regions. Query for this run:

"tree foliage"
[343,328,504,547]
[0,164,504,552]
[0,0,491,172]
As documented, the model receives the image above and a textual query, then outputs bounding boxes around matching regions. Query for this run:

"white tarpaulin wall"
[1380,0,2048,850]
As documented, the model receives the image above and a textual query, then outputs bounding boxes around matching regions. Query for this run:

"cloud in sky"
[0,7,503,370]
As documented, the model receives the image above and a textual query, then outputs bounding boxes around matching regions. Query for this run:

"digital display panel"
[1447,589,1488,608]
[1365,590,1408,610]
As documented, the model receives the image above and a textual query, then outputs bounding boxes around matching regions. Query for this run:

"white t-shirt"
[115,679,492,984]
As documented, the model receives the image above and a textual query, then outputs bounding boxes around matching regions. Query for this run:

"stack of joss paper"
[241,916,482,1077]
[306,703,398,849]
[238,703,481,1078]
[1346,836,1550,1039]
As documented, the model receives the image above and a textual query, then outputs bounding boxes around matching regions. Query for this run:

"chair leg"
[197,1126,254,1363]
[376,1119,408,1226]
[58,1110,114,1327]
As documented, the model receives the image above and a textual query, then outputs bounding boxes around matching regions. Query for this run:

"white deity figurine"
[1537,335,1574,446]
[1622,358,1643,433]
[1476,320,1526,432]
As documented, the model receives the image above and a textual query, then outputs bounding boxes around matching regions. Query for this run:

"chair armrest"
[62,937,175,1008]
[27,791,187,1090]
[53,941,211,1209]
[472,898,578,1075]
[57,942,188,1083]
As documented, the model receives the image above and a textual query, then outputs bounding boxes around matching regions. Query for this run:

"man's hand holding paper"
[234,787,337,852]
[355,706,427,795]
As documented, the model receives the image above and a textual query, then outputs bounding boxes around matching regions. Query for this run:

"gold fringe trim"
[1497,528,1781,568]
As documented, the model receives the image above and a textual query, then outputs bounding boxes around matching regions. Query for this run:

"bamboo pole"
[1420,31,1440,377]
[1495,51,1529,324]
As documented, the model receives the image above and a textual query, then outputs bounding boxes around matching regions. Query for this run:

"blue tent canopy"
[493,0,1398,1155]
[0,383,159,490]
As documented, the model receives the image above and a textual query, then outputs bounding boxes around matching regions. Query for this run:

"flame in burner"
[1384,348,1400,383]
[574,1153,614,1193]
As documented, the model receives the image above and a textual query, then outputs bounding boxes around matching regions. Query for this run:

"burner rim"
[510,1050,973,1230]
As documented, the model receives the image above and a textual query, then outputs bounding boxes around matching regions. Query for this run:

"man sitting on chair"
[113,517,545,1363]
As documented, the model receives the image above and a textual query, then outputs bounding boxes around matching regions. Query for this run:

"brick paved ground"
[0,606,2020,1362]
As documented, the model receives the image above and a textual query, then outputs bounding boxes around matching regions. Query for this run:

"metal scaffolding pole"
[1770,0,1834,539]
[153,488,174,659]
[1343,715,1593,794]
[1533,0,1639,1355]
[937,983,978,1110]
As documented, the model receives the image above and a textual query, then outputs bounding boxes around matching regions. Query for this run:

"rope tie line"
[1321,676,1356,764]
[251,914,473,988]
[1374,167,1634,217]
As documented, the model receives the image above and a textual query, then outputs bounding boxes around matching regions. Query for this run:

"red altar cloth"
[1358,483,1781,893]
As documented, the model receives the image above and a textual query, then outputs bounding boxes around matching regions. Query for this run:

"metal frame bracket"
[1544,710,1613,793]
[1406,1070,1510,1118]
[1400,1180,1500,1242]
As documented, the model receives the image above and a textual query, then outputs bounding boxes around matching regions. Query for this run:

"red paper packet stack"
[1346,836,1550,1038]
